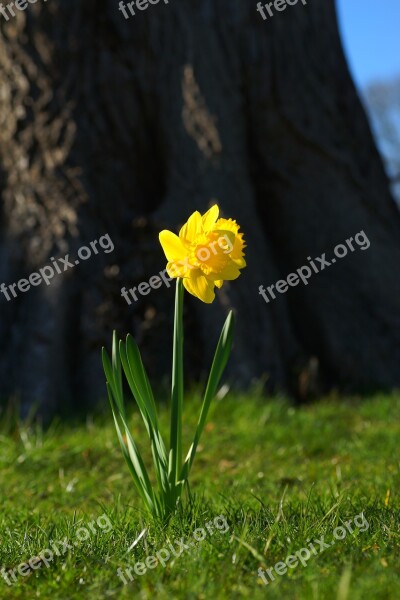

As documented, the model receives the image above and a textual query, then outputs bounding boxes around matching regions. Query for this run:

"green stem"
[169,278,184,495]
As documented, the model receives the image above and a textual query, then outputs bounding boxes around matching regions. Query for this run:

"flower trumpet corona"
[159,204,246,303]
[102,204,245,521]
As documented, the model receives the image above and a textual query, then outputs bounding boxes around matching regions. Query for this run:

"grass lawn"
[0,391,399,599]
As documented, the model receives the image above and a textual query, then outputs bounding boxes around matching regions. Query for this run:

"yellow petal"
[213,230,236,254]
[230,232,246,262]
[215,218,240,236]
[179,211,202,242]
[215,280,224,289]
[198,248,229,275]
[159,230,188,262]
[213,259,242,281]
[183,271,215,303]
[166,260,191,279]
[202,205,219,231]
[231,256,247,269]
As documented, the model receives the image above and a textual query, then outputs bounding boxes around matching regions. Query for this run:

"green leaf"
[102,347,124,418]
[169,278,184,490]
[119,337,170,507]
[180,310,235,484]
[106,384,156,514]
[125,334,159,426]
[120,339,168,466]
[112,331,123,410]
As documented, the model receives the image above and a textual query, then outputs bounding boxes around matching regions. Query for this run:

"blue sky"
[336,0,400,90]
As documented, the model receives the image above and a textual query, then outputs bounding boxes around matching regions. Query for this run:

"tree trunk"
[0,0,399,415]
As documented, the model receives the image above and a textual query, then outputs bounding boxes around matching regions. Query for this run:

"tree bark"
[0,0,399,415]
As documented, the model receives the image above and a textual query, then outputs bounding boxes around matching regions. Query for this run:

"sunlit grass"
[0,391,399,599]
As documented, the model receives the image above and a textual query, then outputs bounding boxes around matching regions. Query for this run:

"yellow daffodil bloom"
[159,204,246,303]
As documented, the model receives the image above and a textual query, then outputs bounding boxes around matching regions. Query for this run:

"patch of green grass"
[0,391,399,599]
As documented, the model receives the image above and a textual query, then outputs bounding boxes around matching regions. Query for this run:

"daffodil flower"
[159,205,246,303]
[103,204,243,521]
